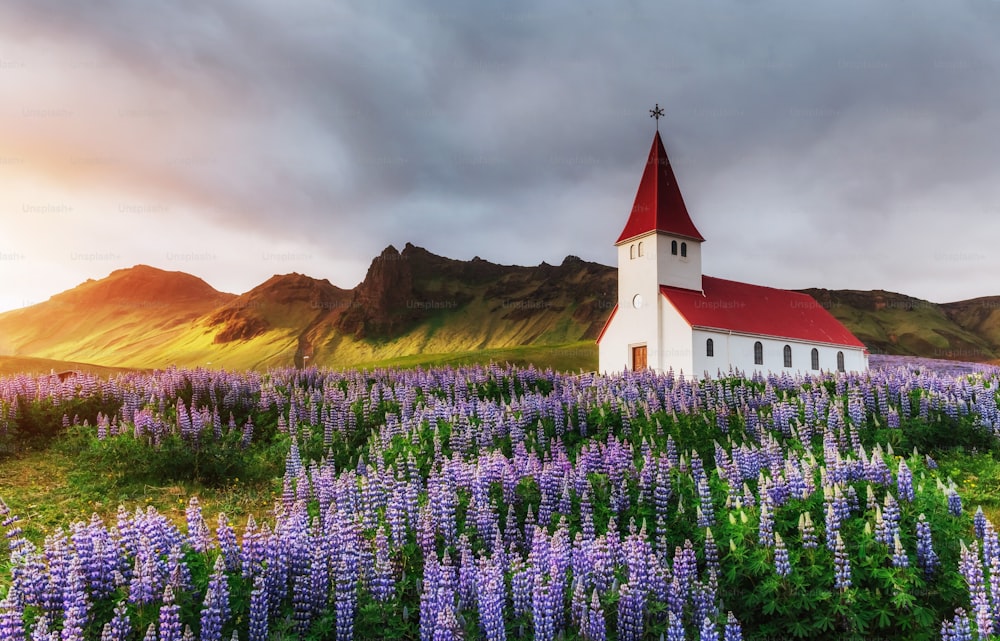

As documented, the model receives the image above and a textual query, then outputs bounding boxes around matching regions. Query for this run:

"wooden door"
[632,345,647,371]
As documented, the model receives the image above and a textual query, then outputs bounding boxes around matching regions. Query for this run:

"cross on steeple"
[649,103,664,130]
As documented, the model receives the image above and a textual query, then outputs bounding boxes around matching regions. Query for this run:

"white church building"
[597,128,868,378]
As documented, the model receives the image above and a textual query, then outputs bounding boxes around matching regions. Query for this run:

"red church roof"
[660,277,866,348]
[616,130,705,245]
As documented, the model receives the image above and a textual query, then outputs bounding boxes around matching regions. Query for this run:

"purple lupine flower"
[846,485,860,514]
[774,532,791,577]
[166,544,192,594]
[623,529,652,598]
[882,494,901,545]
[916,514,940,577]
[31,614,54,641]
[569,576,588,631]
[825,502,840,553]
[674,540,698,597]
[62,555,89,641]
[617,582,645,641]
[989,554,1000,638]
[457,535,477,611]
[723,611,743,641]
[477,557,506,641]
[371,528,396,604]
[959,541,992,640]
[697,474,715,528]
[948,489,963,517]
[874,506,888,547]
[240,515,263,579]
[758,499,774,548]
[892,533,910,569]
[0,586,25,641]
[833,533,851,590]
[335,546,358,641]
[832,485,851,522]
[199,587,223,641]
[897,460,915,502]
[700,615,719,641]
[654,467,672,518]
[975,506,989,541]
[799,511,818,549]
[667,611,685,641]
[216,514,240,573]
[866,484,878,513]
[941,608,972,641]
[579,488,596,543]
[102,601,131,641]
[982,522,999,568]
[159,585,182,641]
[207,555,231,627]
[584,590,606,641]
[510,561,532,620]
[532,572,556,641]
[704,528,720,575]
[419,554,442,641]
[248,575,268,641]
[691,580,716,632]
[185,498,210,555]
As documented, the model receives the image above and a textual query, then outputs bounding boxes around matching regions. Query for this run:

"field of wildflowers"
[0,355,999,640]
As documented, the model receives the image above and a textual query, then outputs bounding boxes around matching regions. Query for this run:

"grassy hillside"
[801,288,1000,361]
[0,356,136,377]
[0,247,614,372]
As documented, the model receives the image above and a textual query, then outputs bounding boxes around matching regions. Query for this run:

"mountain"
[0,245,616,370]
[0,248,997,371]
[0,265,235,366]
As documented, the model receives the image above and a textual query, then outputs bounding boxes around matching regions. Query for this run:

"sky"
[1,0,998,313]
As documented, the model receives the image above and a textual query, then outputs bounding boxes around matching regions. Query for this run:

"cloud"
[0,0,998,311]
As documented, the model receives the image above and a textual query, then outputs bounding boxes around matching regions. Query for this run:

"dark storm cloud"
[2,0,998,301]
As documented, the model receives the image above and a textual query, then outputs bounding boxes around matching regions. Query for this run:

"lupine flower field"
[1,355,1000,640]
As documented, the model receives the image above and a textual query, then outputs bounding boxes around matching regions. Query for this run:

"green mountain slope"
[0,245,615,370]
[800,289,1000,362]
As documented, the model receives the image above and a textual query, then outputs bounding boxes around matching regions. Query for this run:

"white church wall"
[606,237,668,374]
[597,310,629,374]
[691,328,867,379]
[658,297,693,376]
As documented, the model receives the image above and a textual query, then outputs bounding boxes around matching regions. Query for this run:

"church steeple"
[615,130,704,245]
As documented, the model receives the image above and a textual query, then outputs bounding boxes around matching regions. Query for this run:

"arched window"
[837,351,845,372]
[671,240,678,255]
[783,345,792,368]
[753,341,763,365]
[811,348,820,370]
[706,338,714,357]
[630,244,635,259]
[637,241,644,257]
[681,242,688,258]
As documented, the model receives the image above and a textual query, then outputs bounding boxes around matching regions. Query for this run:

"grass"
[935,449,1000,525]
[0,445,276,542]
[345,340,597,372]
[0,356,136,377]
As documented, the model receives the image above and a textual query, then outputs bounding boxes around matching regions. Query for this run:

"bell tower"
[599,105,705,372]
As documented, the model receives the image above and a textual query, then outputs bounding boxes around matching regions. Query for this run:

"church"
[597,120,868,379]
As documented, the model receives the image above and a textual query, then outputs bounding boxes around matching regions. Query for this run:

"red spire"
[615,130,705,245]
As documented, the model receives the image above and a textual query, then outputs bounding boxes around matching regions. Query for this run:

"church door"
[632,345,647,371]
